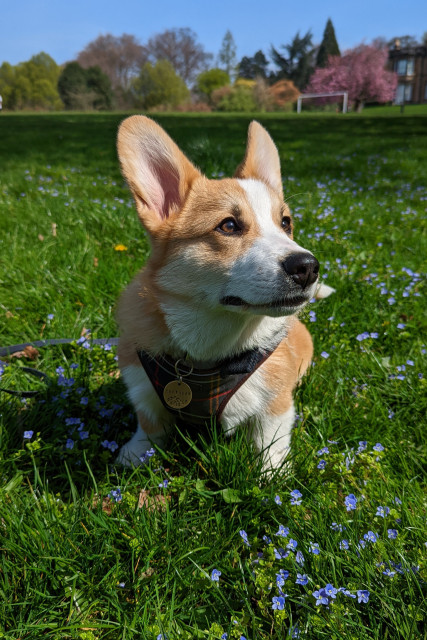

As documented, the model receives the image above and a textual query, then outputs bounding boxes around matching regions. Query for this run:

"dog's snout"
[282,253,319,289]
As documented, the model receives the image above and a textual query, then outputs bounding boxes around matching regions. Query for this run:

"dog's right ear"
[117,116,201,234]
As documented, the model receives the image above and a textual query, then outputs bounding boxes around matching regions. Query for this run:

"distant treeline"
[0,25,420,112]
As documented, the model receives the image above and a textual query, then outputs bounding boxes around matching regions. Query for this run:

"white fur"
[221,367,273,434]
[225,180,318,309]
[117,365,172,465]
[251,405,296,470]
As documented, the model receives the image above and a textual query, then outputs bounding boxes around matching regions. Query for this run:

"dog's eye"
[217,218,240,234]
[281,216,292,234]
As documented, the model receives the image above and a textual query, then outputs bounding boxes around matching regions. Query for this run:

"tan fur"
[263,318,313,417]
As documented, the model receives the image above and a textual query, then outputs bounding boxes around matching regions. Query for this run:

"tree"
[316,19,340,68]
[268,79,300,109]
[0,53,62,110]
[196,68,229,102]
[212,82,257,112]
[146,28,212,84]
[218,30,237,78]
[271,31,314,89]
[132,60,189,109]
[77,34,147,94]
[238,50,269,80]
[307,44,397,111]
[387,35,419,48]
[58,62,113,110]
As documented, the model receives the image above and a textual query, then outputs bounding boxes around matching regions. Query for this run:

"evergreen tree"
[316,19,340,68]
[218,30,237,78]
[238,50,269,80]
[271,31,314,90]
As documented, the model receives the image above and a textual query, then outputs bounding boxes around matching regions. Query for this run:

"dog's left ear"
[234,121,283,195]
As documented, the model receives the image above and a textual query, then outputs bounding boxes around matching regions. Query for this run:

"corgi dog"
[115,116,333,470]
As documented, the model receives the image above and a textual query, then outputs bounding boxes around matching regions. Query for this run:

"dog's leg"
[116,364,171,466]
[251,404,296,471]
[116,415,168,466]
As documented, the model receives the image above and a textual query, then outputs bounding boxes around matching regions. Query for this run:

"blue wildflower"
[363,531,379,543]
[274,495,282,505]
[356,440,367,453]
[211,569,221,582]
[276,525,289,537]
[340,539,349,550]
[344,494,357,511]
[263,535,272,544]
[330,522,345,532]
[239,530,250,546]
[158,479,169,489]
[80,396,89,405]
[23,430,34,439]
[339,588,356,598]
[320,351,329,359]
[286,538,298,551]
[109,488,122,503]
[373,443,384,452]
[312,589,329,606]
[383,568,396,577]
[376,506,390,518]
[221,635,228,640]
[317,447,329,456]
[387,529,398,539]
[274,547,289,560]
[276,569,290,587]
[317,459,326,469]
[296,573,308,585]
[357,590,370,603]
[324,584,338,599]
[290,489,302,505]
[309,542,320,554]
[272,595,287,610]
[140,447,156,463]
[296,551,305,565]
[65,439,74,449]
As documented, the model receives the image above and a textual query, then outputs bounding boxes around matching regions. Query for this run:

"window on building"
[404,85,413,101]
[396,59,415,75]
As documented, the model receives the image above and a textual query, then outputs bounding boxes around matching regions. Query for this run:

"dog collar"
[137,344,279,426]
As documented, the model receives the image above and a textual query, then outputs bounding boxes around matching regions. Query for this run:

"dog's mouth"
[220,295,308,309]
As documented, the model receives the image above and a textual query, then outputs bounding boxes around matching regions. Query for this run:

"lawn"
[0,111,426,639]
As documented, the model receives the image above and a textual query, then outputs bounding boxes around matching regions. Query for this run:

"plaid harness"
[137,346,277,426]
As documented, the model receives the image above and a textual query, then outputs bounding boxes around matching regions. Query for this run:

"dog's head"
[117,116,320,318]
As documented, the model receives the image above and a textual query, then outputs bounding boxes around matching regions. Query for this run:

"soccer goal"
[297,92,348,113]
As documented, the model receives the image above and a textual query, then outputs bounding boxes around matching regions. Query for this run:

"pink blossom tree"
[307,44,397,111]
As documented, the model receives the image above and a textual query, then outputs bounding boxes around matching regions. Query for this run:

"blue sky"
[1,0,426,67]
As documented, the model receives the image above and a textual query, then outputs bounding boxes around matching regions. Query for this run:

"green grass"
[0,112,426,639]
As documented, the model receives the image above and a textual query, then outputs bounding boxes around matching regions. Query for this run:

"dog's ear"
[117,116,201,233]
[234,121,283,195]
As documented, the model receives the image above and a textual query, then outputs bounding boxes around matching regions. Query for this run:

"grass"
[0,111,426,639]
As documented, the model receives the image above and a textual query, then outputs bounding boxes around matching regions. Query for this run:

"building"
[388,40,427,104]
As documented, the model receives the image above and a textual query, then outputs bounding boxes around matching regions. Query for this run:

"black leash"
[0,337,119,398]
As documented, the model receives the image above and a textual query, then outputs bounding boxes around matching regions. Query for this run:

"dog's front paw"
[116,425,166,466]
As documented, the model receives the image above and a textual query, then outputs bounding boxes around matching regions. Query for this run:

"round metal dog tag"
[163,380,192,409]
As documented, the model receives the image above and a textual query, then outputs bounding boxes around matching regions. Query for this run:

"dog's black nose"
[282,253,319,289]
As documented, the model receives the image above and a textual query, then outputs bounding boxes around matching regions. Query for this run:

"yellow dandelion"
[114,244,128,251]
